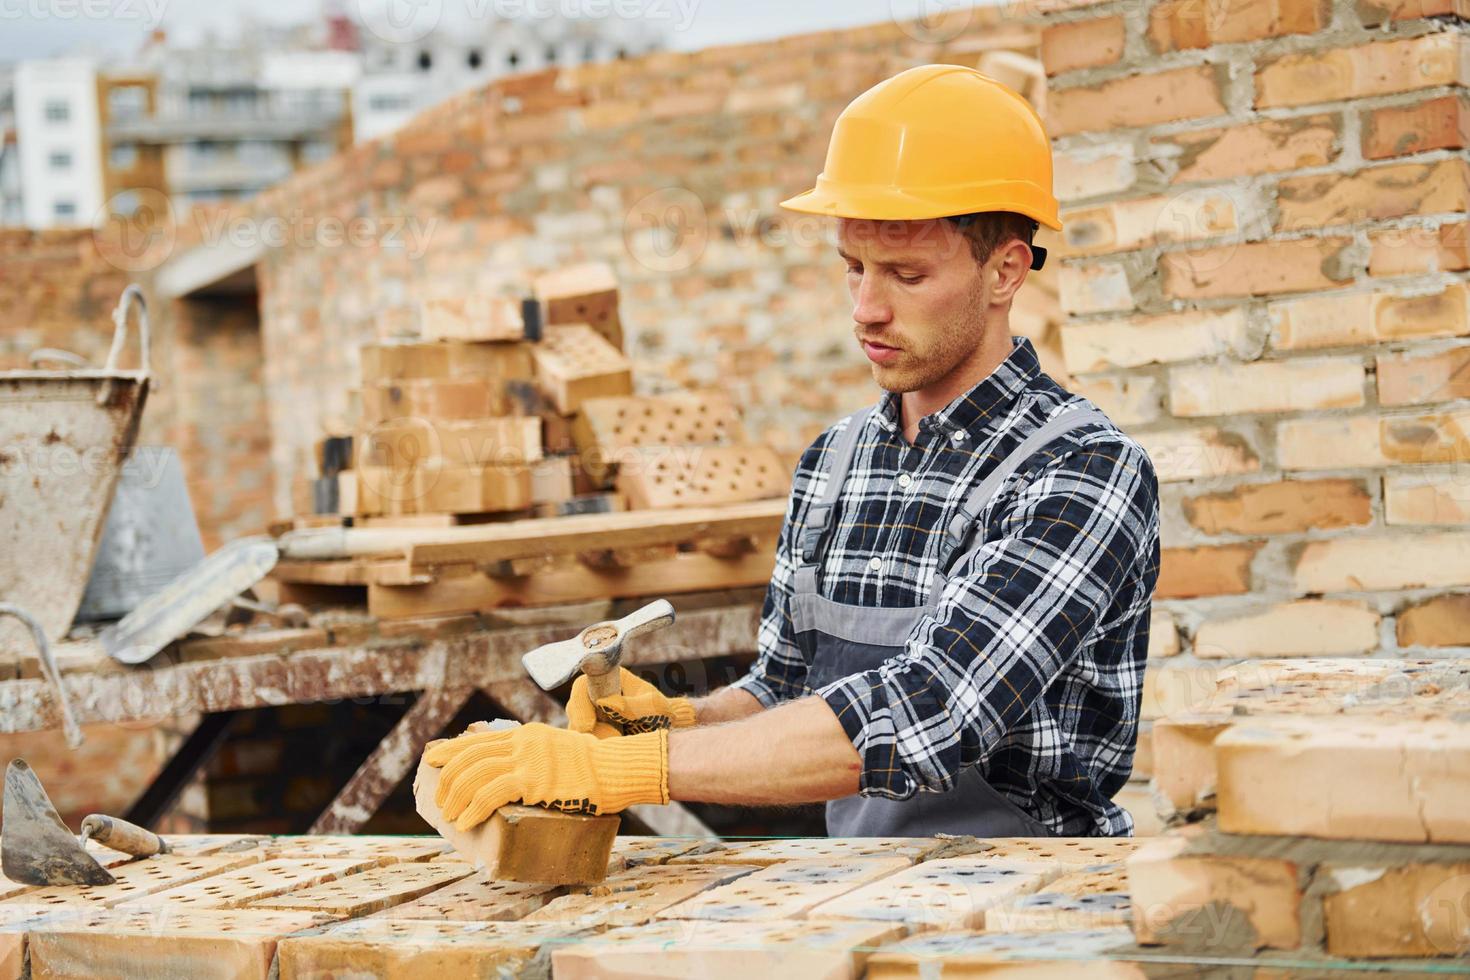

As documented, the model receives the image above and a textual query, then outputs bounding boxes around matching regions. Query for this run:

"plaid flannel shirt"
[731,337,1161,836]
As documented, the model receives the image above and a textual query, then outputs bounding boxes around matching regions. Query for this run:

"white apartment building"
[13,59,105,229]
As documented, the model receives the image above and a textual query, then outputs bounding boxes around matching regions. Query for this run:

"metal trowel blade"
[1,759,115,886]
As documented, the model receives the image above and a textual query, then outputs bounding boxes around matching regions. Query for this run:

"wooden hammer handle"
[79,814,170,857]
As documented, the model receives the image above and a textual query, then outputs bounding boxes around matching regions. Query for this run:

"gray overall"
[791,404,1109,838]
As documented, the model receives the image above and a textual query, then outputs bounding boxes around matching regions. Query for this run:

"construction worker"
[426,65,1161,838]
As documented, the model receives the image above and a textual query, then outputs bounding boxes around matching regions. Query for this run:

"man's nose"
[851,272,891,327]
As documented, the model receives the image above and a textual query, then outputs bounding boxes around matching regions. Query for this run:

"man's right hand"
[565,666,696,737]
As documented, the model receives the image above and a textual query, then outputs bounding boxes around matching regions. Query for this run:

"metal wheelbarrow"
[0,286,152,728]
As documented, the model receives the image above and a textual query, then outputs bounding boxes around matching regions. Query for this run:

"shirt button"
[951,430,967,444]
[897,473,912,489]
[868,557,882,572]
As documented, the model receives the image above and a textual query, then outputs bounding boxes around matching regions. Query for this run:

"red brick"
[1380,410,1470,463]
[1162,237,1358,300]
[1276,160,1470,234]
[1325,862,1470,957]
[1169,357,1364,417]
[1384,472,1470,525]
[1183,479,1372,535]
[1377,346,1470,406]
[1357,0,1470,24]
[1363,95,1470,160]
[1157,543,1261,598]
[1369,221,1470,276]
[1041,16,1125,75]
[1048,66,1226,137]
[1397,593,1470,646]
[1162,114,1340,183]
[1256,34,1468,109]
[1149,0,1328,52]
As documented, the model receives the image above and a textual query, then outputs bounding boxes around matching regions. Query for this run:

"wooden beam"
[310,686,476,834]
[275,499,785,564]
[0,601,760,734]
[367,549,775,618]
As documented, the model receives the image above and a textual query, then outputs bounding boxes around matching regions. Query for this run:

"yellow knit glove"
[564,667,697,738]
[423,722,668,831]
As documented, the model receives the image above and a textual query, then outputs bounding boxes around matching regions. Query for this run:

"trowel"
[1,759,170,886]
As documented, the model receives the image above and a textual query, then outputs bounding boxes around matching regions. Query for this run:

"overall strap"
[935,408,1111,578]
[792,406,873,595]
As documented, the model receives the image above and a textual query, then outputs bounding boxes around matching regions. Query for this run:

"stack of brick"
[289,261,788,528]
[1127,656,1470,960]
[1040,0,1470,823]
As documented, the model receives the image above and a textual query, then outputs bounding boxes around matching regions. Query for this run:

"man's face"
[837,217,990,393]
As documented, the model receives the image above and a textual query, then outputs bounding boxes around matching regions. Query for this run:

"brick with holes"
[806,858,1060,930]
[616,443,788,509]
[532,324,633,415]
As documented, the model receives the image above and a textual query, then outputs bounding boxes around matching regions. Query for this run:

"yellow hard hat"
[780,64,1062,238]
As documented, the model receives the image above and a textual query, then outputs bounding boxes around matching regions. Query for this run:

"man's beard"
[868,280,989,394]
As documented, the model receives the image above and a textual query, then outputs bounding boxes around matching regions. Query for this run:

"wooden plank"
[125,858,379,910]
[274,498,785,564]
[310,686,476,834]
[250,861,475,917]
[276,919,578,976]
[551,919,904,980]
[28,909,333,980]
[0,602,760,734]
[655,857,910,922]
[807,858,1060,930]
[0,853,263,914]
[369,547,774,617]
[372,869,562,922]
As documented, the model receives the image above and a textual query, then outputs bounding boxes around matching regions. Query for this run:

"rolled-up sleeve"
[815,439,1157,799]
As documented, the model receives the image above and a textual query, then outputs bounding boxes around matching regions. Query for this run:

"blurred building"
[352,14,666,142]
[1,7,666,228]
[0,70,21,225]
[13,58,105,228]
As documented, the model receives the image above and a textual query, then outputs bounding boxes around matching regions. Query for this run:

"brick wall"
[1040,0,1470,707]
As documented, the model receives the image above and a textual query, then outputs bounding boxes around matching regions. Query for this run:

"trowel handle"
[79,814,170,857]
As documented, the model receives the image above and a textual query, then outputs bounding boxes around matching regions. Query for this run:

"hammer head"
[521,599,675,691]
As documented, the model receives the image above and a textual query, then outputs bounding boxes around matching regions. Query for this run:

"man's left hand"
[423,722,668,831]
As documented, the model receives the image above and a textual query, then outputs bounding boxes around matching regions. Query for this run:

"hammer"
[522,599,676,722]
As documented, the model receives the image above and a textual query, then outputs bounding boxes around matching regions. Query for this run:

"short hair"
[946,211,1045,270]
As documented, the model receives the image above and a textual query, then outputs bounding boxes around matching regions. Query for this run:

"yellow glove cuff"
[592,728,669,810]
[669,697,697,728]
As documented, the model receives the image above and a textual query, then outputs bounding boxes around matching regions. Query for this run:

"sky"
[0,0,978,62]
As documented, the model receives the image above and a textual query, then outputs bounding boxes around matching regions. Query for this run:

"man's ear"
[987,238,1032,305]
